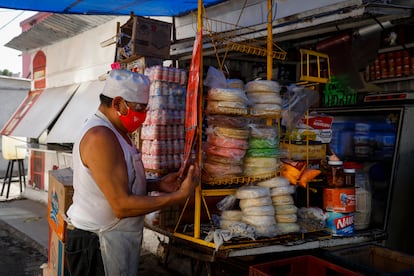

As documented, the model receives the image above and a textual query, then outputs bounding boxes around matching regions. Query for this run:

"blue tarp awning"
[0,0,226,16]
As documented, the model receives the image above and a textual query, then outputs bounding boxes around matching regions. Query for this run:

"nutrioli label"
[326,212,354,236]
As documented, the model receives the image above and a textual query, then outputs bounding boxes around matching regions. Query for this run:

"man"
[65,69,199,276]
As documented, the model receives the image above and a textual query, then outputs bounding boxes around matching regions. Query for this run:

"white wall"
[0,76,30,175]
[27,16,130,88]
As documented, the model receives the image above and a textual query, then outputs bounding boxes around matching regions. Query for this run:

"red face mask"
[118,102,147,132]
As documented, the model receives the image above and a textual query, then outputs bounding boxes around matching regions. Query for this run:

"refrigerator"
[314,99,414,254]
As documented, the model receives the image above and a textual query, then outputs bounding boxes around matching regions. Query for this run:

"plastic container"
[354,123,370,134]
[325,211,354,236]
[345,162,372,230]
[326,160,345,187]
[344,162,372,230]
[354,123,371,158]
[323,187,356,213]
[249,255,361,276]
[344,168,355,187]
[354,165,371,230]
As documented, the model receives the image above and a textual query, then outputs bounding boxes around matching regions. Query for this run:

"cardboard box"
[117,15,172,61]
[48,228,70,276]
[47,208,67,241]
[42,266,53,276]
[125,56,162,74]
[48,168,73,241]
[48,168,74,213]
[280,142,327,160]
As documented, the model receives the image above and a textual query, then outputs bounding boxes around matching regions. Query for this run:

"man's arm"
[80,126,197,218]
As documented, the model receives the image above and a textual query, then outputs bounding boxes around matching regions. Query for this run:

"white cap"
[102,69,150,104]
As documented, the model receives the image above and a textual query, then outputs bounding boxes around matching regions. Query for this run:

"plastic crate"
[323,244,414,275]
[249,255,361,276]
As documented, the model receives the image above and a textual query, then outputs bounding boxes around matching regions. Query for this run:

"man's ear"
[112,96,123,111]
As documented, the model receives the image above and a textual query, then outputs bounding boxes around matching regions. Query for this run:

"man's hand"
[177,163,200,198]
[158,172,181,193]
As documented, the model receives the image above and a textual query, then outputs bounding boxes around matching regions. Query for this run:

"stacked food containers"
[323,160,356,236]
[140,66,187,172]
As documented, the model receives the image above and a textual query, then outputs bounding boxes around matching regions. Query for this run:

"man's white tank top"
[67,111,146,231]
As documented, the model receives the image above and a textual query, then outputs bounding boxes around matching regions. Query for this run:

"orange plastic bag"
[298,168,321,188]
[280,159,307,185]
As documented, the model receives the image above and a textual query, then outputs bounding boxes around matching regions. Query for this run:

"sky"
[0,9,37,77]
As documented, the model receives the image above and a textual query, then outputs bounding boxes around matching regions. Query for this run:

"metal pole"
[194,0,203,239]
[267,0,273,80]
[266,0,273,126]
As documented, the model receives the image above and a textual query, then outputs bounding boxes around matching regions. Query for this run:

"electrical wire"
[0,10,24,31]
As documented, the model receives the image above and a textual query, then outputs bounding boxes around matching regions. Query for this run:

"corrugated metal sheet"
[46,80,105,144]
[10,84,79,138]
[6,14,116,51]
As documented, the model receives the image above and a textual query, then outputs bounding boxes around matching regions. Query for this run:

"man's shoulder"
[87,125,113,135]
[86,125,117,140]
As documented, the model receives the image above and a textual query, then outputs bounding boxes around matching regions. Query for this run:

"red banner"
[180,30,202,176]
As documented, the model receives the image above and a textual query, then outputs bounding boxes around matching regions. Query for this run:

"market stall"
[120,3,414,274]
[112,5,393,275]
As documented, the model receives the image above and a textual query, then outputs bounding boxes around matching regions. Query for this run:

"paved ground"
[0,180,49,276]
[0,174,257,276]
[0,160,190,275]
[0,219,47,276]
[0,179,189,276]
[0,220,180,276]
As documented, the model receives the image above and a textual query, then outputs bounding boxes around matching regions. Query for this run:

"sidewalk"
[0,179,191,275]
[0,180,50,257]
